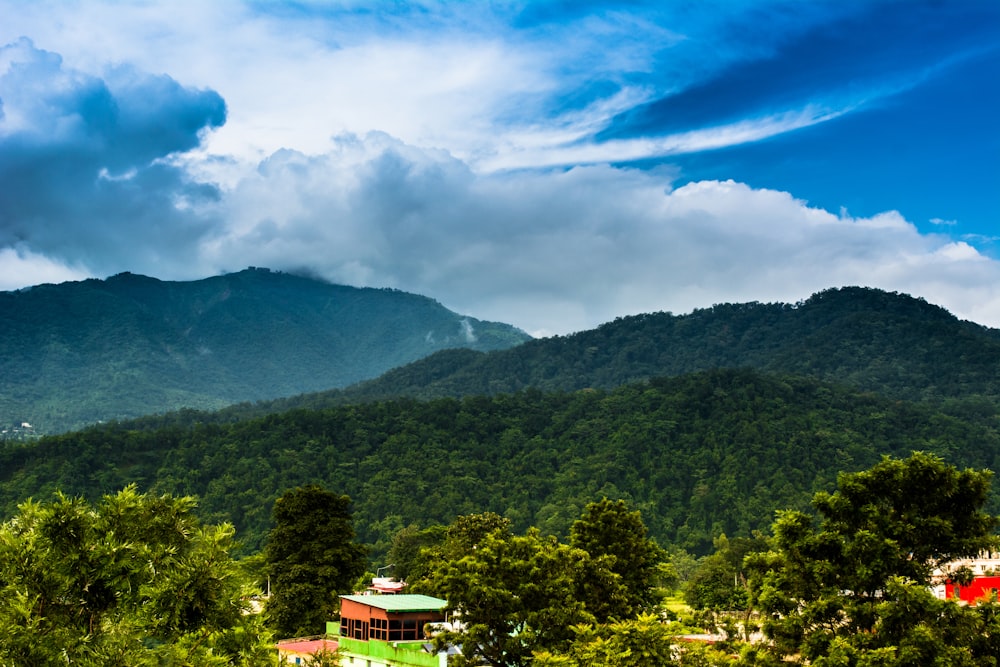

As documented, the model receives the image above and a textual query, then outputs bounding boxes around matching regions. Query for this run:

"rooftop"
[340,594,448,612]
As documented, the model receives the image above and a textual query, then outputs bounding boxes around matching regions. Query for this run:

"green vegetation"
[263,486,367,638]
[569,498,669,617]
[297,286,1000,412]
[4,281,1000,664]
[746,453,1000,665]
[0,486,273,666]
[411,505,667,667]
[2,369,998,559]
[0,268,529,434]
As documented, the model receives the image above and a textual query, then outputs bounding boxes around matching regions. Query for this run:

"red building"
[339,594,448,643]
[945,576,1000,606]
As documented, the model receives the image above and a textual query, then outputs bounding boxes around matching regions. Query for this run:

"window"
[370,617,388,640]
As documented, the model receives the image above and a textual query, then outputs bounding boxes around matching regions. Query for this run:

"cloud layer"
[206,134,1000,336]
[1,1,998,336]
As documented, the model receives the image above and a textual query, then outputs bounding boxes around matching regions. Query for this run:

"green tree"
[419,514,624,667]
[264,485,367,638]
[386,522,448,582]
[748,452,1000,665]
[0,485,272,666]
[533,613,680,666]
[685,534,769,615]
[569,498,667,619]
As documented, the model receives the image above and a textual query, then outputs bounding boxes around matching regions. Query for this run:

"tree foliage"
[748,452,1000,665]
[5,369,998,560]
[263,485,367,638]
[685,534,769,613]
[0,485,272,666]
[569,498,667,619]
[533,613,681,667]
[415,513,629,667]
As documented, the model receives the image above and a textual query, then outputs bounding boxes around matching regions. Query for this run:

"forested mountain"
[4,369,998,558]
[0,268,529,434]
[203,286,1000,424]
[343,286,1000,401]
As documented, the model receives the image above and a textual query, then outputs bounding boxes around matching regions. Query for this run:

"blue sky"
[0,0,997,336]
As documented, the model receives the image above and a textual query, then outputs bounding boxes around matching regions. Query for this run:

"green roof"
[340,594,448,612]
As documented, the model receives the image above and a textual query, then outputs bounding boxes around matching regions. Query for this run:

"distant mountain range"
[222,285,1000,421]
[0,268,530,434]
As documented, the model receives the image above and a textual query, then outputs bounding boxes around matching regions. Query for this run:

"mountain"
[220,286,1000,419]
[0,268,530,434]
[3,369,998,557]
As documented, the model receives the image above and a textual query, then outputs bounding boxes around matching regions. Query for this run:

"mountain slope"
[0,268,529,434]
[3,369,997,557]
[300,286,1000,410]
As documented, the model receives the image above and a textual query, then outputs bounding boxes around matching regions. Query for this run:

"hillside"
[3,369,998,558]
[211,286,1000,422]
[0,268,530,434]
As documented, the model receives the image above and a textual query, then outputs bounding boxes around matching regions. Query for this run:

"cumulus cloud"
[0,38,226,278]
[2,5,997,339]
[202,133,1000,336]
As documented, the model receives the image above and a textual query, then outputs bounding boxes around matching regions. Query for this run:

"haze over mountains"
[0,268,529,434]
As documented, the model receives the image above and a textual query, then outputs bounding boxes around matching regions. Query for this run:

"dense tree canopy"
[5,369,998,561]
[263,485,367,638]
[416,513,630,667]
[0,486,272,666]
[748,452,1000,665]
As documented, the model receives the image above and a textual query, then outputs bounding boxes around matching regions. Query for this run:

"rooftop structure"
[335,592,452,667]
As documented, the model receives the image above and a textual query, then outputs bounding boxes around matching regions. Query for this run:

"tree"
[417,514,625,667]
[748,452,1000,665]
[685,534,769,615]
[533,613,680,667]
[386,522,449,582]
[0,485,272,666]
[569,498,667,619]
[264,485,367,638]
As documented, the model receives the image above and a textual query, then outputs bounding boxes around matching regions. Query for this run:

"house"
[330,593,453,667]
[933,551,1000,606]
[944,576,1000,606]
[276,636,339,665]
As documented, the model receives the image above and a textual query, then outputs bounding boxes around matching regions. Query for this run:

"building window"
[370,617,388,640]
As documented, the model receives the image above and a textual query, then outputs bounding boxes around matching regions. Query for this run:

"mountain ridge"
[0,268,530,434]
[232,286,1000,419]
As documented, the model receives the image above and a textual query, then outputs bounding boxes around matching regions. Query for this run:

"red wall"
[947,576,1000,606]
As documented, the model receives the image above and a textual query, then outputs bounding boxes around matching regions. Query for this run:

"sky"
[0,0,998,337]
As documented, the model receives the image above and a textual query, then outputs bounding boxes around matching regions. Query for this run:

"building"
[933,551,1000,606]
[330,593,454,667]
[944,576,1000,606]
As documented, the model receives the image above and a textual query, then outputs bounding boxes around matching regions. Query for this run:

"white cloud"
[193,134,1000,336]
[0,247,90,291]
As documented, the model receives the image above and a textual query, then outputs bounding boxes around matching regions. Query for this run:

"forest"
[4,455,998,666]
[3,368,998,560]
